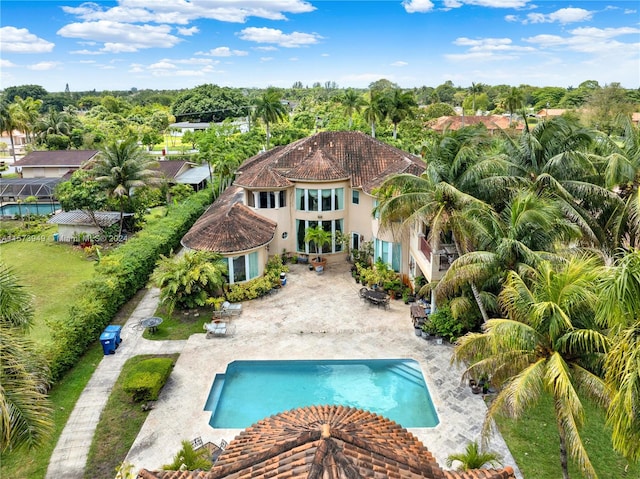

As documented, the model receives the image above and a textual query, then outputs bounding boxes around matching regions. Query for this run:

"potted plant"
[420,321,433,340]
[304,225,333,272]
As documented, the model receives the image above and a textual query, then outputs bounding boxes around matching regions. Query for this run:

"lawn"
[142,304,211,340]
[495,391,639,479]
[1,226,96,344]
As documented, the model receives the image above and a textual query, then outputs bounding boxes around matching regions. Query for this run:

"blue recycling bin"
[99,331,116,355]
[104,325,122,345]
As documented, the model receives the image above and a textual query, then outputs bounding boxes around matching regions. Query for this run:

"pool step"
[204,374,225,412]
[387,364,425,388]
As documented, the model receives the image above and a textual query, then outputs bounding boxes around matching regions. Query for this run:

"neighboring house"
[632,112,640,127]
[168,122,211,135]
[0,129,27,156]
[535,108,567,118]
[12,150,98,178]
[155,160,211,192]
[183,130,452,287]
[428,115,523,134]
[47,210,133,242]
[137,404,516,479]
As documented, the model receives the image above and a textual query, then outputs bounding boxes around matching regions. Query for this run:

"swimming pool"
[0,202,60,216]
[205,359,439,429]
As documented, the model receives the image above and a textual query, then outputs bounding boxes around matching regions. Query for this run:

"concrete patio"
[125,261,522,477]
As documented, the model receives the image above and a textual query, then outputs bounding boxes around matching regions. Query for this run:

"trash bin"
[99,331,116,355]
[280,272,287,286]
[104,325,122,345]
[53,233,59,242]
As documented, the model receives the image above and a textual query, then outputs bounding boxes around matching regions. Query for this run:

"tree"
[304,225,333,261]
[171,84,250,123]
[362,90,387,138]
[386,89,417,140]
[55,169,108,228]
[9,96,42,143]
[453,256,609,479]
[35,107,73,146]
[597,250,640,462]
[0,102,18,161]
[0,264,53,452]
[87,136,161,236]
[151,251,228,314]
[253,87,288,150]
[162,440,212,471]
[502,87,525,124]
[340,89,365,129]
[446,441,502,471]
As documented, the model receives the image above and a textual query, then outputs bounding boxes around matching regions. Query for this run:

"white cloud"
[447,37,535,62]
[525,26,640,55]
[177,26,199,36]
[443,0,530,8]
[505,15,518,22]
[70,49,104,55]
[0,26,54,53]
[391,61,408,67]
[255,46,278,51]
[199,46,249,57]
[57,21,182,52]
[289,57,299,62]
[0,59,16,68]
[402,0,435,14]
[238,27,322,47]
[62,0,316,25]
[149,60,177,70]
[28,61,59,71]
[526,7,593,24]
[260,57,274,62]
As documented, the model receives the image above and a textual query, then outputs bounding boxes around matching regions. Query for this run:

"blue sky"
[1,0,639,93]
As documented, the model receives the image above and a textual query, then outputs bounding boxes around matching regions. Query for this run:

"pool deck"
[125,262,523,477]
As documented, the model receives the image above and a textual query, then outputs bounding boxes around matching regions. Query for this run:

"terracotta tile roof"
[137,406,516,479]
[427,116,523,132]
[181,186,276,253]
[47,210,131,227]
[13,150,98,167]
[234,131,424,192]
[444,468,515,479]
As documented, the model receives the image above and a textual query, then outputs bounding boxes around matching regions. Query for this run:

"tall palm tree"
[387,89,417,140]
[0,263,53,452]
[340,89,365,129]
[11,96,42,143]
[597,249,640,462]
[453,256,609,479]
[0,102,19,162]
[88,136,161,237]
[253,87,287,150]
[502,86,525,124]
[362,90,387,138]
[35,107,73,145]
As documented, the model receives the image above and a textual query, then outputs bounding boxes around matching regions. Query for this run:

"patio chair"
[221,300,242,315]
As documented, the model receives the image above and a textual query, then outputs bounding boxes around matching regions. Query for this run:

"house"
[428,115,523,134]
[137,404,516,479]
[183,131,453,288]
[0,129,27,156]
[155,160,211,192]
[47,209,133,242]
[12,150,98,178]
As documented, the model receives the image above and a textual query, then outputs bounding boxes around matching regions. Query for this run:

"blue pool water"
[0,202,60,216]
[205,359,439,429]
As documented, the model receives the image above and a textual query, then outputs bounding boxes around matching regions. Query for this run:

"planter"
[421,331,431,340]
[414,327,422,337]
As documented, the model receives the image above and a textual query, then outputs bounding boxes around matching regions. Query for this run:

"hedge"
[45,190,212,381]
[122,357,174,402]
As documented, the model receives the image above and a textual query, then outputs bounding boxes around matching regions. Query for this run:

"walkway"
[45,288,187,479]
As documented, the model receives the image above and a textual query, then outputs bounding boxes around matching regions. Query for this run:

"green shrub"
[162,440,212,471]
[429,304,464,342]
[122,357,174,402]
[45,190,211,381]
[224,255,288,302]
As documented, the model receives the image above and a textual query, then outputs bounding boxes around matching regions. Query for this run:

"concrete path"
[45,288,187,479]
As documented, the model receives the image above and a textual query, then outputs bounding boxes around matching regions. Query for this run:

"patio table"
[140,316,163,333]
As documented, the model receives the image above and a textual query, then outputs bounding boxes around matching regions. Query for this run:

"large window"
[226,251,260,283]
[249,191,286,209]
[295,188,344,212]
[374,238,401,272]
[296,219,344,254]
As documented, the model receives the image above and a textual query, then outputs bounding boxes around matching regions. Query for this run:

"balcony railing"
[419,235,431,257]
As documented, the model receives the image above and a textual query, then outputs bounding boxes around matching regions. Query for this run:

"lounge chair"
[204,321,227,337]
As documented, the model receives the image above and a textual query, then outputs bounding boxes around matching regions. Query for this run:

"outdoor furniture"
[363,289,390,309]
[204,321,228,338]
[140,316,163,333]
[213,301,242,318]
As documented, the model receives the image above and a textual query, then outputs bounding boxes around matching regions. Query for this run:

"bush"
[429,304,464,342]
[224,255,288,302]
[45,190,212,381]
[122,357,174,402]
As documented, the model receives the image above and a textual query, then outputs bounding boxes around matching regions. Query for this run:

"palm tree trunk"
[118,197,124,239]
[266,122,271,149]
[370,121,376,138]
[452,234,490,323]
[9,133,16,162]
[555,402,571,479]
[393,123,398,140]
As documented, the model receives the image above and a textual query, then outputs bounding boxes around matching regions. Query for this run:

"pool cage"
[0,177,62,214]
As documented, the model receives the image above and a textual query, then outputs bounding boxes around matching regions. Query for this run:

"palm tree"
[446,440,502,470]
[453,256,609,479]
[362,90,386,138]
[0,263,53,452]
[340,89,365,129]
[304,225,333,263]
[88,136,161,237]
[35,107,74,146]
[151,251,228,314]
[387,89,417,140]
[597,249,640,462]
[502,86,525,124]
[0,101,19,162]
[253,87,287,150]
[11,96,42,143]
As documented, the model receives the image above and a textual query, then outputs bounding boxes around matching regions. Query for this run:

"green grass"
[142,304,211,340]
[494,392,639,479]
[84,354,179,479]
[1,228,96,344]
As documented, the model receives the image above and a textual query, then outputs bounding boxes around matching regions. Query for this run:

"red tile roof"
[13,150,98,167]
[234,131,424,194]
[181,186,276,253]
[137,406,516,479]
